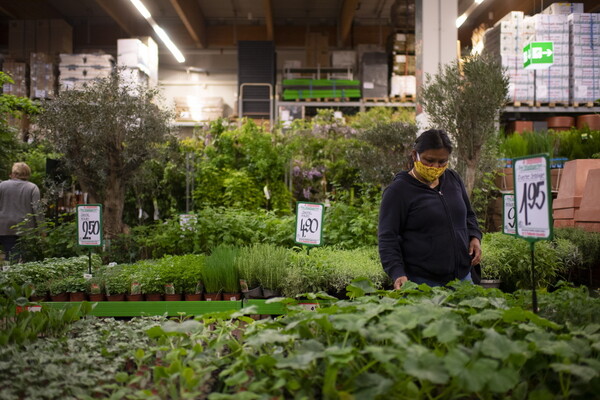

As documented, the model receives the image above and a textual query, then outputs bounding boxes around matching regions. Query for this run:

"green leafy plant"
[203,245,239,293]
[102,265,131,296]
[236,244,289,292]
[62,275,88,293]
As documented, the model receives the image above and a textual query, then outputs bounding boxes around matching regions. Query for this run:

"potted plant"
[158,257,184,301]
[138,263,164,301]
[63,276,89,302]
[254,244,289,298]
[177,254,205,300]
[103,266,129,301]
[203,245,239,301]
[87,276,105,302]
[236,245,264,299]
[479,263,502,289]
[127,280,143,301]
[29,281,49,302]
[48,279,69,302]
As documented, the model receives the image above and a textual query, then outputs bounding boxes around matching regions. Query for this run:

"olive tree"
[37,73,174,238]
[419,54,509,197]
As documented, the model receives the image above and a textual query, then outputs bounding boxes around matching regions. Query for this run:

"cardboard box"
[542,2,584,15]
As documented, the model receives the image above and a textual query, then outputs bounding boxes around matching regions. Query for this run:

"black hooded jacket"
[378,169,482,284]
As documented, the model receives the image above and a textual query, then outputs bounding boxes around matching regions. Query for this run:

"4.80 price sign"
[513,155,553,241]
[77,204,103,247]
[295,202,324,246]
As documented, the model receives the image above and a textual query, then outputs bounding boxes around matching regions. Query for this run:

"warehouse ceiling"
[0,0,599,53]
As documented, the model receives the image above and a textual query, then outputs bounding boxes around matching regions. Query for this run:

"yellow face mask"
[414,153,448,182]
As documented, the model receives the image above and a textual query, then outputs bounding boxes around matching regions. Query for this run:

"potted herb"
[127,280,143,301]
[179,254,205,301]
[204,245,240,301]
[48,279,69,302]
[103,265,129,301]
[138,263,164,301]
[63,276,89,302]
[87,276,105,302]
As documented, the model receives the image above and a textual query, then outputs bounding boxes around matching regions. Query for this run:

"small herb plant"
[203,245,239,293]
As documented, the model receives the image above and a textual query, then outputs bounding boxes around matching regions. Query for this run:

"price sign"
[77,204,103,247]
[295,202,324,246]
[513,155,553,241]
[179,214,197,231]
[502,193,516,236]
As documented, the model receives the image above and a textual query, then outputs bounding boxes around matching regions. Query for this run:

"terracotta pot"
[222,292,240,301]
[576,114,600,130]
[203,292,223,301]
[184,293,203,301]
[30,294,47,302]
[106,294,126,301]
[547,116,574,131]
[88,293,105,302]
[145,293,163,301]
[69,292,87,302]
[164,294,183,301]
[50,293,69,302]
[126,294,144,301]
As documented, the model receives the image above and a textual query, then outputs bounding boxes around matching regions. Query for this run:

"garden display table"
[42,299,324,317]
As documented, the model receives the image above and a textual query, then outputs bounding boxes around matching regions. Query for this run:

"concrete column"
[415,0,458,129]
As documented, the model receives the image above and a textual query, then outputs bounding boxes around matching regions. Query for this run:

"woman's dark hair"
[414,129,453,154]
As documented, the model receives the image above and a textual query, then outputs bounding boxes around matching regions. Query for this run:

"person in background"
[378,129,482,289]
[0,162,42,263]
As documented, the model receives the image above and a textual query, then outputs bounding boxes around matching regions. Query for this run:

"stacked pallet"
[483,12,535,105]
[531,13,570,105]
[282,79,361,101]
[2,59,28,97]
[388,33,416,99]
[117,37,159,88]
[29,52,56,99]
[569,13,600,106]
[59,53,114,91]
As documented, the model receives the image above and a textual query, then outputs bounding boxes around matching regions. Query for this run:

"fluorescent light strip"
[456,14,467,28]
[128,0,186,63]
[456,0,486,29]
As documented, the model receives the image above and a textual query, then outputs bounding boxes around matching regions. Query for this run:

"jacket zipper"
[437,189,460,279]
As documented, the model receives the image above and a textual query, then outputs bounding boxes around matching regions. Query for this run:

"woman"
[0,162,41,263]
[378,129,482,289]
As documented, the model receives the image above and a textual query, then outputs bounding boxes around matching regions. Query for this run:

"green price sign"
[523,42,554,69]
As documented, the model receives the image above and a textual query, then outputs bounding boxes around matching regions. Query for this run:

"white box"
[542,3,584,15]
[390,75,416,97]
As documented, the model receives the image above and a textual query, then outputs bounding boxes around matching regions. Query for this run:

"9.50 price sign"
[77,204,103,247]
[295,202,324,246]
[513,155,553,241]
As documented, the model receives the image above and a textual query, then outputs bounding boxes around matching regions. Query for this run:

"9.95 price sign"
[77,204,103,247]
[513,155,553,241]
[295,202,324,246]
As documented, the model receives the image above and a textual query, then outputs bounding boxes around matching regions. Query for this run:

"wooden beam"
[169,0,207,48]
[338,0,359,45]
[95,0,149,37]
[263,0,274,40]
[0,0,63,19]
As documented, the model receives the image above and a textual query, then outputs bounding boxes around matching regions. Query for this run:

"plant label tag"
[502,193,516,236]
[77,204,103,247]
[2,265,10,271]
[295,202,324,246]
[83,273,93,280]
[513,155,553,241]
[298,302,319,311]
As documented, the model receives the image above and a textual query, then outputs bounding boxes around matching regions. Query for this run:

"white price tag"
[503,194,516,236]
[514,155,552,240]
[298,303,319,311]
[77,205,103,246]
[295,202,324,246]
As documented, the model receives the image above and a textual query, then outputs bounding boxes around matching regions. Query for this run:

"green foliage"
[36,71,174,237]
[348,121,418,187]
[420,54,509,196]
[323,192,380,249]
[554,128,600,160]
[0,282,92,346]
[348,106,416,130]
[236,244,289,291]
[554,227,600,271]
[102,264,132,296]
[203,245,239,293]
[0,72,40,178]
[499,130,556,158]
[481,233,568,291]
[193,119,291,212]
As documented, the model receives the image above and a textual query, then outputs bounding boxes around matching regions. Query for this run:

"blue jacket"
[378,169,482,284]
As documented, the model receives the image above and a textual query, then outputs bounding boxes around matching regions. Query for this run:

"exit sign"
[523,42,554,69]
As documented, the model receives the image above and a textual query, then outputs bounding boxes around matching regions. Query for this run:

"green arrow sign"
[523,42,554,69]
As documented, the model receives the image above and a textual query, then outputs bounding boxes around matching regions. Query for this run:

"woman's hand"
[394,276,408,290]
[469,237,482,266]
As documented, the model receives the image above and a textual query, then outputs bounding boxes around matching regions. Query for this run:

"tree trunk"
[103,172,125,239]
[464,158,478,200]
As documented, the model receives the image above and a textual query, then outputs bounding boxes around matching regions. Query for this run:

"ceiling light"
[456,14,467,28]
[475,0,485,4]
[152,25,186,63]
[129,0,151,19]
